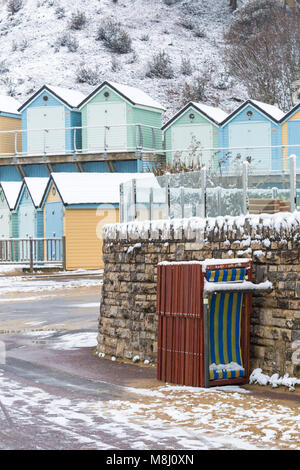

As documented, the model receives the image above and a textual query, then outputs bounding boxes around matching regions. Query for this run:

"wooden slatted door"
[157,263,205,387]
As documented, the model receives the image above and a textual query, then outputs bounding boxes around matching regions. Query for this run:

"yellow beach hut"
[41,172,153,270]
[0,95,21,158]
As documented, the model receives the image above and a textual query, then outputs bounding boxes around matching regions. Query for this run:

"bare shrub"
[76,65,99,86]
[7,0,23,15]
[97,19,132,54]
[146,50,174,79]
[224,0,300,110]
[69,10,87,31]
[177,16,194,30]
[55,6,65,19]
[180,76,207,105]
[180,56,192,76]
[55,33,79,52]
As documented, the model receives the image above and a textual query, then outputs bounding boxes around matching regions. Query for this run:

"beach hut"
[41,172,156,270]
[0,95,21,160]
[15,177,49,239]
[0,181,22,238]
[18,84,85,157]
[162,101,228,169]
[78,81,164,168]
[280,102,300,169]
[220,99,284,171]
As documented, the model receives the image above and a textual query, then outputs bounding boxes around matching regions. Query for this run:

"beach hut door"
[87,102,127,151]
[27,107,65,155]
[229,122,271,170]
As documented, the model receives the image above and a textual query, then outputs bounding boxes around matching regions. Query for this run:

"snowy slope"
[0,0,248,122]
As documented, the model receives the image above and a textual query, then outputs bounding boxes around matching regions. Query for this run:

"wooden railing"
[0,237,66,271]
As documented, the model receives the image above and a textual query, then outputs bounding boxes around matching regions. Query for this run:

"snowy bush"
[146,50,174,79]
[55,33,78,52]
[69,10,87,31]
[177,16,194,31]
[75,64,99,86]
[0,60,9,75]
[180,56,192,76]
[7,0,23,15]
[97,19,132,54]
[55,6,65,19]
[180,75,206,104]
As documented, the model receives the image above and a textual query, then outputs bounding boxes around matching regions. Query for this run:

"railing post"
[29,237,33,273]
[62,236,66,271]
[242,160,249,215]
[290,154,297,212]
[200,166,206,218]
[14,131,18,157]
[73,127,77,154]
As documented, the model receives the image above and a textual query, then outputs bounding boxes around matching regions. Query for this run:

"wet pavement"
[0,280,299,450]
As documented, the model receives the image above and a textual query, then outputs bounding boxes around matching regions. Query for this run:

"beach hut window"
[52,187,56,196]
[104,91,110,98]
[189,113,195,120]
[43,95,49,102]
[246,110,253,119]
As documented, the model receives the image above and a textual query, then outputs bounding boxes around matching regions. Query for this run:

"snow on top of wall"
[46,85,86,108]
[107,81,164,110]
[51,172,158,205]
[0,181,22,209]
[24,177,49,207]
[251,99,285,122]
[192,102,228,123]
[103,211,300,241]
[0,95,21,115]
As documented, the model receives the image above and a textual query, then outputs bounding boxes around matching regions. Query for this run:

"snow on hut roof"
[0,181,22,209]
[46,85,86,108]
[0,95,21,115]
[24,177,49,207]
[162,101,228,130]
[191,102,229,124]
[79,81,164,110]
[50,172,160,205]
[18,85,86,111]
[250,99,285,121]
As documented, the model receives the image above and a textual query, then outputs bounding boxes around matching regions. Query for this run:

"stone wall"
[98,213,300,377]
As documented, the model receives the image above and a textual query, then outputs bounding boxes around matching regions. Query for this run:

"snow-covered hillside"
[0,0,248,121]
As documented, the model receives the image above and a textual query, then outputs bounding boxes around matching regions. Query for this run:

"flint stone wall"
[98,213,300,377]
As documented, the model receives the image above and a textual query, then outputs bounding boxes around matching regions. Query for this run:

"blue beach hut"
[18,85,85,157]
[220,99,284,172]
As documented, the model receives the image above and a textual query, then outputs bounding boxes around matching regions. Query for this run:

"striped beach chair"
[206,267,246,381]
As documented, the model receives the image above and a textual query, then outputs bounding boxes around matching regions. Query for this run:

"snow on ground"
[0,367,299,450]
[49,332,97,350]
[0,273,102,298]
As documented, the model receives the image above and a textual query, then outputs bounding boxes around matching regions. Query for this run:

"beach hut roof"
[18,85,86,112]
[221,99,285,125]
[22,177,49,208]
[0,95,21,115]
[0,181,22,209]
[49,172,159,205]
[162,101,228,130]
[78,81,164,111]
